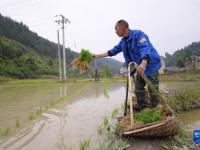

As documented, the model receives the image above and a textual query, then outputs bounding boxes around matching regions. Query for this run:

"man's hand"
[137,59,147,76]
[92,54,98,59]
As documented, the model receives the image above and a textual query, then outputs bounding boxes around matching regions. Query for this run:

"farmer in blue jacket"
[93,20,162,111]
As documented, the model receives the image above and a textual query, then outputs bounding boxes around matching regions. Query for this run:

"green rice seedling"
[96,141,105,150]
[114,122,123,136]
[120,103,125,112]
[111,107,119,118]
[28,112,34,121]
[103,115,111,132]
[103,115,109,127]
[79,137,91,150]
[15,118,20,128]
[43,106,48,112]
[97,124,104,135]
[96,110,129,150]
[61,95,66,101]
[135,108,162,124]
[36,107,43,115]
[12,96,16,101]
[55,99,60,104]
[103,87,109,98]
[1,126,10,136]
[50,101,55,108]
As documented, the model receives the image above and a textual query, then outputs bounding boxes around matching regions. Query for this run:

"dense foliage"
[165,41,200,67]
[0,37,58,78]
[100,65,113,78]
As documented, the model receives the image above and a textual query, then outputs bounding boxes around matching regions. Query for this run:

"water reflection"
[0,82,126,150]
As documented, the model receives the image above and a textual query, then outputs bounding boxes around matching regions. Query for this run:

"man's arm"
[93,41,122,59]
[93,52,109,59]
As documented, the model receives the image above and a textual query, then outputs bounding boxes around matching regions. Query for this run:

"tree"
[100,65,113,78]
[176,59,184,68]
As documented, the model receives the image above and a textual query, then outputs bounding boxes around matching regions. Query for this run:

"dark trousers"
[134,72,159,108]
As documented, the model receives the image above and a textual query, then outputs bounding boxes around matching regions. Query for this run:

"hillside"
[0,14,122,78]
[165,41,200,67]
[0,36,58,78]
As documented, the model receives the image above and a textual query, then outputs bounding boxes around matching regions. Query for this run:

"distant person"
[93,20,162,111]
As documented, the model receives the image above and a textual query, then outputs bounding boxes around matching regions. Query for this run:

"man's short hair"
[116,20,129,28]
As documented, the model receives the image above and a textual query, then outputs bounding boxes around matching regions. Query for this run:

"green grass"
[0,76,12,83]
[28,112,34,121]
[1,126,10,137]
[95,106,129,150]
[97,124,104,135]
[162,127,193,150]
[114,123,124,136]
[8,79,58,84]
[36,107,43,115]
[103,87,109,98]
[135,108,162,124]
[103,115,109,127]
[50,101,55,108]
[167,87,200,112]
[103,83,111,99]
[112,108,119,119]
[15,118,20,128]
[185,68,200,74]
[80,137,91,150]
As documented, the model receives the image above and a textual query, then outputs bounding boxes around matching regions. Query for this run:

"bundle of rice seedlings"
[70,49,93,72]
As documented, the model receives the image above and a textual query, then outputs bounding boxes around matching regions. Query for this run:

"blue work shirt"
[107,29,162,76]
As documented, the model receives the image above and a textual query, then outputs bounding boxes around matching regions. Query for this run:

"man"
[93,20,162,111]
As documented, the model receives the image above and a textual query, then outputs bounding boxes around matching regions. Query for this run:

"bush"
[167,88,200,112]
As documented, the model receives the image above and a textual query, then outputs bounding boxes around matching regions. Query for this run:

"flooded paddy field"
[0,81,126,149]
[0,78,199,150]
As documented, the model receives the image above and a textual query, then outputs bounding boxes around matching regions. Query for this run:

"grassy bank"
[166,88,200,113]
[157,73,200,150]
[162,127,200,150]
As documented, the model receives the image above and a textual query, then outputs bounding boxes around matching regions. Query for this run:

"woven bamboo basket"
[119,113,179,137]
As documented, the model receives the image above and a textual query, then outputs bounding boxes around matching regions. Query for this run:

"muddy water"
[0,81,86,134]
[178,109,200,131]
[0,82,126,150]
[0,81,200,150]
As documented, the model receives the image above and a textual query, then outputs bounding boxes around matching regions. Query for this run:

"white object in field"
[128,62,138,129]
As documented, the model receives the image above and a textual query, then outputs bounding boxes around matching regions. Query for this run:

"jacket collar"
[122,29,134,41]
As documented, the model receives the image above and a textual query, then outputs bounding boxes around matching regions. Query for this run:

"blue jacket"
[108,29,162,76]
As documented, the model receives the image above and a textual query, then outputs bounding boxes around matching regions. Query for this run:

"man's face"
[115,24,127,37]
